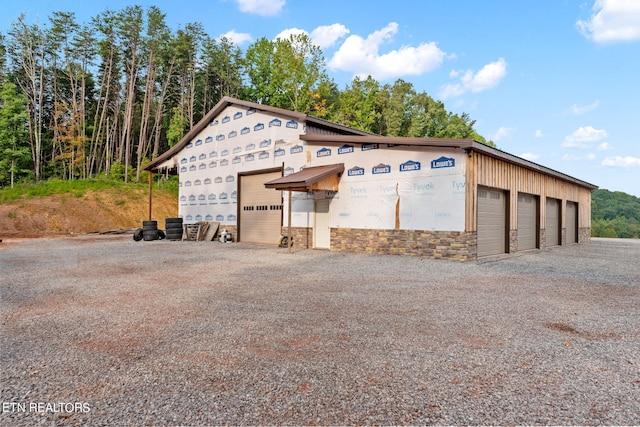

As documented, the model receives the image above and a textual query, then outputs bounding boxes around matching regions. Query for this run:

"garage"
[566,201,578,244]
[546,197,561,247]
[477,187,507,257]
[517,193,538,251]
[145,96,597,261]
[239,170,283,244]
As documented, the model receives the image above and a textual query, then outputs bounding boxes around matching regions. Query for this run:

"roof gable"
[145,96,370,171]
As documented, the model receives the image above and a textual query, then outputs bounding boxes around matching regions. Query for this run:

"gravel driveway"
[1,236,639,426]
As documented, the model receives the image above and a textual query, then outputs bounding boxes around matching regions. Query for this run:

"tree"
[116,5,144,182]
[135,6,171,182]
[200,35,243,110]
[332,76,383,133]
[0,81,31,186]
[243,34,330,113]
[7,14,48,181]
[0,34,7,83]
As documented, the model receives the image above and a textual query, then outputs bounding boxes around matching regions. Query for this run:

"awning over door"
[264,163,344,192]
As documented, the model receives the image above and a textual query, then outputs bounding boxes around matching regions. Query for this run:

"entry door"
[314,199,331,249]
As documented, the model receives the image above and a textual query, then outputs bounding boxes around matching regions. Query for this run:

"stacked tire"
[165,217,183,241]
[142,220,159,241]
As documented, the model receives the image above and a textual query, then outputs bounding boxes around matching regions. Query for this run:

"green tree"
[7,14,48,181]
[200,35,243,110]
[332,76,383,133]
[167,106,187,147]
[0,81,31,186]
[243,34,330,113]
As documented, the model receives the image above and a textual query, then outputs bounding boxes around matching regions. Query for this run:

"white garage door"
[517,193,538,251]
[239,171,283,244]
[477,187,507,257]
[546,198,561,247]
[566,201,578,244]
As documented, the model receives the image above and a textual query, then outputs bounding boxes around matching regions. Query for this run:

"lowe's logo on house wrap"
[317,147,331,157]
[431,156,455,169]
[400,160,421,172]
[372,163,391,174]
[338,144,354,154]
[348,166,365,176]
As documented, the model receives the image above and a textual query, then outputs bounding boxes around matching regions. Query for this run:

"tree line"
[591,189,640,238]
[0,5,491,187]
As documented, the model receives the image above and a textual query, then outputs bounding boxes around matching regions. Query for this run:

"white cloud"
[520,152,540,161]
[236,0,285,17]
[439,58,507,99]
[493,126,514,141]
[274,27,307,41]
[310,24,349,49]
[602,156,640,167]
[562,126,608,148]
[577,0,640,43]
[570,100,600,115]
[327,22,447,80]
[597,142,613,150]
[535,130,544,138]
[220,30,252,45]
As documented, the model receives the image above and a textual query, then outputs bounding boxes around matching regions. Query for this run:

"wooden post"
[148,170,153,221]
[288,190,292,253]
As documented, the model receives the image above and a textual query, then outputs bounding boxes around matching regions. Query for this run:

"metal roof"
[144,97,597,191]
[263,163,345,192]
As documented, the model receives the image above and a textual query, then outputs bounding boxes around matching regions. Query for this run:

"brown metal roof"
[264,163,345,192]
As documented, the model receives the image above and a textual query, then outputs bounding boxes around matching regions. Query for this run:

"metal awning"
[264,163,344,192]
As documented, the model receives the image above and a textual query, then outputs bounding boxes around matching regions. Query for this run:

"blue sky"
[2,0,640,196]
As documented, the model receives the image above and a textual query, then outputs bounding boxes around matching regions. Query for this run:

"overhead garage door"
[517,193,538,251]
[239,171,282,244]
[477,187,507,257]
[566,201,578,244]
[546,198,561,247]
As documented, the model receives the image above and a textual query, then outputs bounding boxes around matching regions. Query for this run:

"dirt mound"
[0,188,177,238]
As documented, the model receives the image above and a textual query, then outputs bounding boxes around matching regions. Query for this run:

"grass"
[0,176,179,204]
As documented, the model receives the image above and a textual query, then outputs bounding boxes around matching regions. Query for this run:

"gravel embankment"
[1,236,639,426]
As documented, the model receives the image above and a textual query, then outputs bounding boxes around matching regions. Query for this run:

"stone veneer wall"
[509,230,518,253]
[330,228,475,262]
[578,227,591,243]
[281,226,312,249]
[272,226,590,258]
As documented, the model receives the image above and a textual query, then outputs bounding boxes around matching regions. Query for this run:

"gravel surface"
[1,236,639,426]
